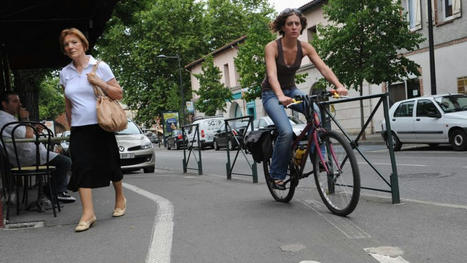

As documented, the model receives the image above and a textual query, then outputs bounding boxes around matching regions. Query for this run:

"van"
[187,117,224,149]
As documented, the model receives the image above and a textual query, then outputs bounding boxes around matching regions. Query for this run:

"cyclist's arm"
[265,41,294,105]
[302,41,348,96]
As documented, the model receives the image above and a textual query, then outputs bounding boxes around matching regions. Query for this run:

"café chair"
[0,121,60,219]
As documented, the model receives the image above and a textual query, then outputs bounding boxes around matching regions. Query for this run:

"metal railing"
[182,124,203,175]
[223,116,258,183]
[319,93,400,204]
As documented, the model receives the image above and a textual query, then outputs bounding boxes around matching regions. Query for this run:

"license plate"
[120,153,135,159]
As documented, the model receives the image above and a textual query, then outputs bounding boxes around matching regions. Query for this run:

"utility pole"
[427,0,437,95]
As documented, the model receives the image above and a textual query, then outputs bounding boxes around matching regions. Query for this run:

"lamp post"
[157,54,184,126]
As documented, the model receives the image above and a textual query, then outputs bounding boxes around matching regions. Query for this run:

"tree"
[96,0,206,126]
[194,56,232,116]
[38,73,64,120]
[234,14,275,101]
[95,0,276,125]
[313,0,424,137]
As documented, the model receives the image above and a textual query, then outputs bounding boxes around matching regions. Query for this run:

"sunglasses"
[280,8,302,15]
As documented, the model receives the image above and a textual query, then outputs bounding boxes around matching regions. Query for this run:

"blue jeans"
[262,88,322,180]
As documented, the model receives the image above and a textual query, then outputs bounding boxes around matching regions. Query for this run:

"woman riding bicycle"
[262,8,347,189]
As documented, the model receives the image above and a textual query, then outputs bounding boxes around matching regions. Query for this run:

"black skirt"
[68,124,123,192]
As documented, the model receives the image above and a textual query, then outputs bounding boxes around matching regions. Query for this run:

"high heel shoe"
[112,198,126,217]
[75,216,96,232]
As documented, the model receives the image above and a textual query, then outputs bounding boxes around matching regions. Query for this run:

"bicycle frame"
[290,97,342,178]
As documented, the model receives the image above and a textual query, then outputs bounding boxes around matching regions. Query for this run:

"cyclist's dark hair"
[0,91,18,110]
[270,8,307,36]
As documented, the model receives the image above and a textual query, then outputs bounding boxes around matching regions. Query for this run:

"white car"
[115,120,155,173]
[186,117,224,149]
[254,116,306,136]
[381,94,467,151]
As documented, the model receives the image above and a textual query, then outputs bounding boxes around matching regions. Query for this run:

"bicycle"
[262,91,360,216]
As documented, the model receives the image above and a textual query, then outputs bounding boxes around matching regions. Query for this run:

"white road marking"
[363,193,467,210]
[299,261,321,263]
[364,247,410,263]
[358,162,427,167]
[299,199,371,239]
[123,182,174,263]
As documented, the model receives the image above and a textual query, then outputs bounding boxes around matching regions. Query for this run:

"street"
[2,144,467,263]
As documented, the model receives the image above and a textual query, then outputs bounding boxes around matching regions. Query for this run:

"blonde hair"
[59,28,89,54]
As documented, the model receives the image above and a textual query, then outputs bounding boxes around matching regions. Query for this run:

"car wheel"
[176,142,179,150]
[143,165,155,173]
[214,140,219,151]
[450,129,467,151]
[167,144,171,150]
[385,132,402,151]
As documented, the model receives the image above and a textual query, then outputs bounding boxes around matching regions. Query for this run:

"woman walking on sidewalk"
[59,28,127,232]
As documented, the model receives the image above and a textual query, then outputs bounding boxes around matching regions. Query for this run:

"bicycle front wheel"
[313,130,360,216]
[263,159,298,203]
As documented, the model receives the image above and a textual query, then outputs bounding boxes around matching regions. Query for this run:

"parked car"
[213,119,253,150]
[115,120,155,173]
[166,129,187,150]
[381,94,467,151]
[254,116,306,136]
[145,131,160,144]
[187,117,224,149]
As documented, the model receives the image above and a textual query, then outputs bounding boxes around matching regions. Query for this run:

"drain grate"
[3,221,45,230]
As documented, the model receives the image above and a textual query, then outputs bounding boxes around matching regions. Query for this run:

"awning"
[1,0,119,70]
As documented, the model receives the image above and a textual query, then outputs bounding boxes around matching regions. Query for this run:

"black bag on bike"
[244,129,273,163]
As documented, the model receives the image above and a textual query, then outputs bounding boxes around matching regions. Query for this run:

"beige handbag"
[91,61,128,132]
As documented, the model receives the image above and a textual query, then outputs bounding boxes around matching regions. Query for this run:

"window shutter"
[415,0,421,27]
[453,0,461,15]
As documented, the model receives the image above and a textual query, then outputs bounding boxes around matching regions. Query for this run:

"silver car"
[115,120,155,173]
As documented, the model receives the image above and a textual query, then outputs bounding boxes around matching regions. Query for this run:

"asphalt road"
[2,144,467,263]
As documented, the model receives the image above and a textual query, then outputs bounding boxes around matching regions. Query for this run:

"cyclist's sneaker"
[57,191,76,203]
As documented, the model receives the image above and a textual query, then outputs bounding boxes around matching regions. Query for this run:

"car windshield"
[116,121,141,135]
[434,95,467,113]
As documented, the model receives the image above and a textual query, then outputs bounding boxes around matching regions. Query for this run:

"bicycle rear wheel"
[313,130,360,216]
[263,159,298,203]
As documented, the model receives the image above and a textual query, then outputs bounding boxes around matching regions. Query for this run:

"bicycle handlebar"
[282,90,342,108]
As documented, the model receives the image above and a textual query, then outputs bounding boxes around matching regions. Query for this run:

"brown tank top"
[261,38,303,91]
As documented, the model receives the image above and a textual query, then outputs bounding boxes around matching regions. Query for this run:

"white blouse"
[60,56,115,127]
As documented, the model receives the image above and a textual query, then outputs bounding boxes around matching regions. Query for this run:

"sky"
[268,0,312,13]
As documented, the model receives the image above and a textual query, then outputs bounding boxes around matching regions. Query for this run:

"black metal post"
[177,55,184,126]
[427,0,437,95]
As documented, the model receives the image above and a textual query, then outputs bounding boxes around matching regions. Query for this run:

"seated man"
[0,92,75,203]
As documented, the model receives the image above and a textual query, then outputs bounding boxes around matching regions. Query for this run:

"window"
[435,0,462,24]
[407,0,421,30]
[458,77,467,94]
[416,99,439,117]
[224,63,230,87]
[307,25,317,43]
[394,101,415,117]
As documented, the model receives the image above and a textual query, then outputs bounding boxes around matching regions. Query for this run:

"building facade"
[186,0,466,134]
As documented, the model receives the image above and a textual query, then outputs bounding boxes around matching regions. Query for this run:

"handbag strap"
[91,61,107,98]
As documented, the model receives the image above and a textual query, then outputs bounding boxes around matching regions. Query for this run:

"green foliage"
[234,11,275,101]
[194,56,232,116]
[95,0,275,124]
[38,73,64,120]
[96,0,206,126]
[313,0,424,90]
